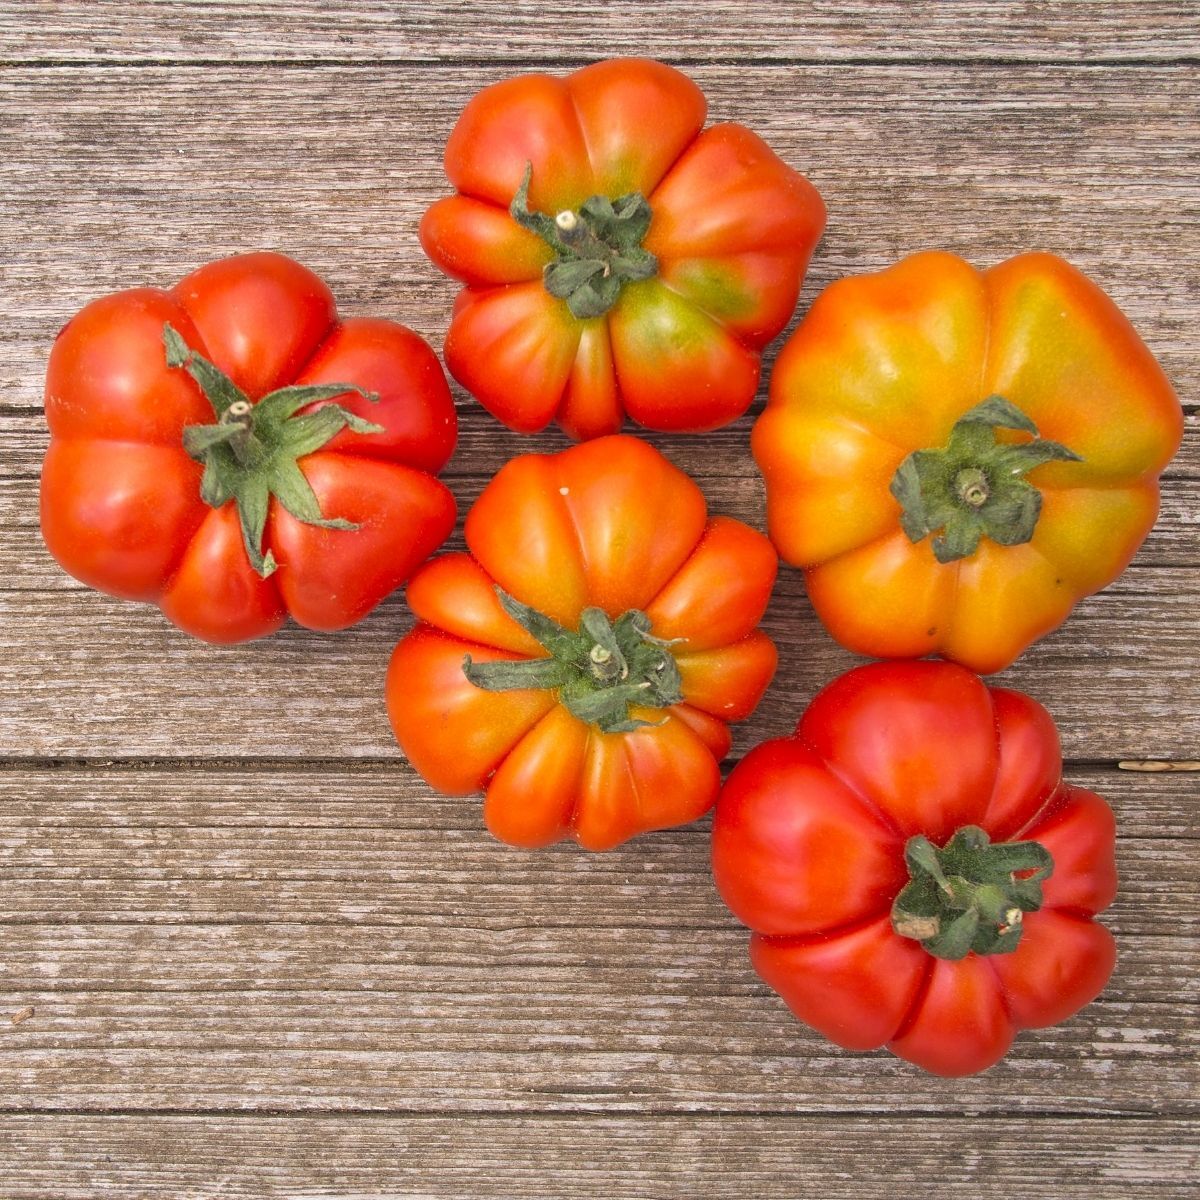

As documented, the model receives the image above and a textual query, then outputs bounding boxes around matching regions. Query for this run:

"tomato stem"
[889,395,1082,564]
[891,824,1054,960]
[164,323,384,578]
[463,587,684,734]
[510,163,658,320]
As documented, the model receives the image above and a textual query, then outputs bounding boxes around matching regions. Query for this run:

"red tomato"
[421,58,826,439]
[386,435,779,850]
[41,252,457,642]
[711,660,1117,1076]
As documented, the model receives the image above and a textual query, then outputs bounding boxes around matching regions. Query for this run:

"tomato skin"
[169,253,338,399]
[41,439,205,601]
[422,58,825,438]
[386,435,779,850]
[159,505,286,643]
[711,660,1118,1076]
[40,253,457,642]
[754,251,1183,673]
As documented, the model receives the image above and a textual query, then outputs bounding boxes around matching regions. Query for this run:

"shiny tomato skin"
[293,317,456,473]
[268,454,455,633]
[711,660,1118,1076]
[43,288,212,444]
[40,253,457,642]
[386,435,779,850]
[422,58,825,438]
[158,504,286,643]
[754,251,1183,673]
[169,252,338,399]
[41,438,206,602]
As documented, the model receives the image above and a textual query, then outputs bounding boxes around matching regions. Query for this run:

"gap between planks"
[4,56,1200,69]
[0,1105,1192,1120]
[0,754,1194,771]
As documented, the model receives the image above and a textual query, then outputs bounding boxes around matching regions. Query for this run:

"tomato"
[421,58,826,439]
[41,252,457,642]
[753,251,1183,672]
[711,660,1118,1077]
[386,435,779,850]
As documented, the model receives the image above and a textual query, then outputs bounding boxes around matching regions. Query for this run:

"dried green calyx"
[890,396,1082,564]
[165,324,383,577]
[510,163,658,319]
[891,825,1054,960]
[463,588,683,734]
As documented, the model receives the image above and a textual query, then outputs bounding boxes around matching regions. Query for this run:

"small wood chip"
[11,1007,34,1025]
[1118,761,1200,772]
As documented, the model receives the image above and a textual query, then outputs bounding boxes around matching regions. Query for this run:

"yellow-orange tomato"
[753,251,1182,673]
[386,436,778,851]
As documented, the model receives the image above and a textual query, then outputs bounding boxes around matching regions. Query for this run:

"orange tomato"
[386,435,779,850]
[753,251,1182,672]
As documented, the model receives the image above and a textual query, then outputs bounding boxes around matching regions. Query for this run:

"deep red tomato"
[41,252,457,642]
[711,660,1117,1076]
[386,435,779,850]
[421,58,826,438]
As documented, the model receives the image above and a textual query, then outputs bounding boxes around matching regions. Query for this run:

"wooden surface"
[0,2,1197,1196]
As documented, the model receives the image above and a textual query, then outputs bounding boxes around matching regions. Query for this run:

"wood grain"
[2,1115,1196,1200]
[0,768,1194,1117]
[0,568,1196,759]
[1,64,1197,760]
[0,765,1194,930]
[3,1,1200,63]
[1,64,1198,402]
[1,3,1198,1194]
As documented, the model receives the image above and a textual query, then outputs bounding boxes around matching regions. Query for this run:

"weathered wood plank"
[0,773,1190,951]
[0,65,1196,403]
[1,1114,1196,1200]
[4,922,1189,1007]
[0,766,1193,929]
[4,0,1200,64]
[0,567,1196,759]
[0,948,1193,1113]
[3,762,1192,831]
[0,768,1193,1116]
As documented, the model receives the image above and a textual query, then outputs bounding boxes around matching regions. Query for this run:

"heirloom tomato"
[41,252,457,642]
[712,660,1118,1077]
[386,435,779,850]
[753,251,1183,672]
[421,57,825,438]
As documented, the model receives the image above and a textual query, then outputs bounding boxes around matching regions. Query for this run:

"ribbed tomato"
[712,660,1117,1076]
[41,252,457,642]
[421,58,825,438]
[386,435,779,850]
[753,251,1182,672]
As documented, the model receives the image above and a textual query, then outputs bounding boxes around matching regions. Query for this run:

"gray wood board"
[0,568,1196,759]
[0,64,1197,401]
[1,1115,1195,1200]
[3,1,1200,62]
[1,6,1198,1197]
[0,767,1195,1117]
